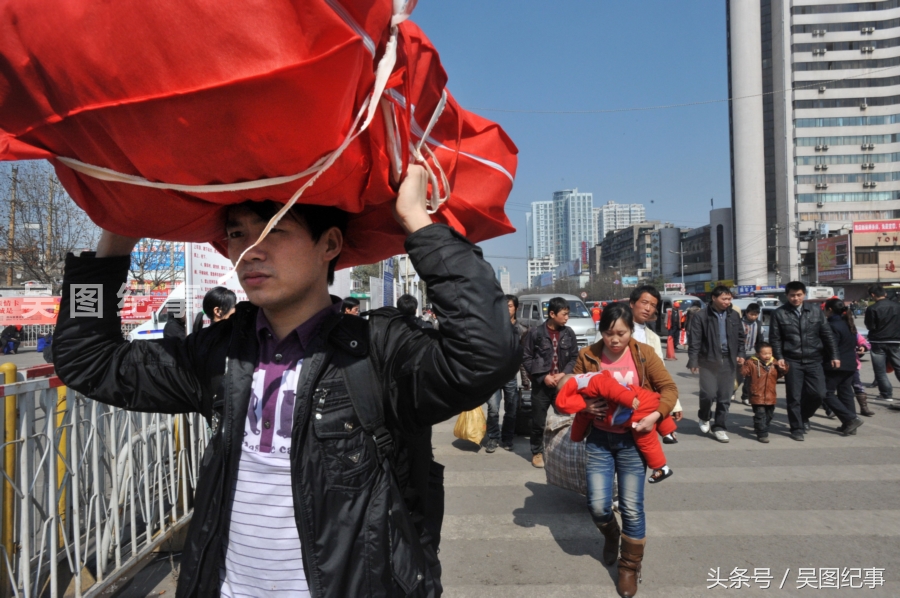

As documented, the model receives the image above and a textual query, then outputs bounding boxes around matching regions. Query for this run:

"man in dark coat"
[52,166,520,598]
[769,281,839,441]
[687,285,746,443]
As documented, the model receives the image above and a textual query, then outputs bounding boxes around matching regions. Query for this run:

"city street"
[107,346,900,597]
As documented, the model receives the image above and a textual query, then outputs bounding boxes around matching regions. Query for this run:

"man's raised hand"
[393,165,433,235]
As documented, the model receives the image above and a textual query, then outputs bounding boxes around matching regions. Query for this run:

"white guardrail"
[0,363,208,598]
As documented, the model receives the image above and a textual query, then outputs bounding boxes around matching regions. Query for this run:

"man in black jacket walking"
[864,284,900,404]
[483,294,528,453]
[769,281,840,441]
[52,166,520,598]
[522,297,578,468]
[687,285,746,443]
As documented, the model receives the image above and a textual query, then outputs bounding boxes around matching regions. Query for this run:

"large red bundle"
[0,0,517,266]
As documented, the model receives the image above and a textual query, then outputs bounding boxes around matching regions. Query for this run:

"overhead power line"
[470,64,900,115]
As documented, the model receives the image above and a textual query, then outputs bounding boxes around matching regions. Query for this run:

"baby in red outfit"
[556,371,675,483]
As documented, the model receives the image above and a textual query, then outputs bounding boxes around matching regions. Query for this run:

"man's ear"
[320,227,343,263]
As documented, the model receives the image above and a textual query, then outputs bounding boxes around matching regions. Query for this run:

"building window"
[856,248,879,265]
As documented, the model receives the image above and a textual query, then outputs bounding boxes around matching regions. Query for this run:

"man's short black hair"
[711,285,733,298]
[548,297,569,317]
[341,296,360,313]
[629,285,661,305]
[869,284,887,298]
[785,281,807,294]
[397,294,418,317]
[505,294,519,310]
[228,200,349,285]
[746,303,760,314]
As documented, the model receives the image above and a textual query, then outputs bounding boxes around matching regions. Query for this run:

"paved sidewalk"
[117,349,900,596]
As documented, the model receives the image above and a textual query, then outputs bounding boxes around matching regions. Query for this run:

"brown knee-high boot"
[856,393,874,417]
[617,534,645,597]
[596,518,620,566]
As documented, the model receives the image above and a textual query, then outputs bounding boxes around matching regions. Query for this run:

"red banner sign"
[0,296,60,325]
[853,220,900,234]
[0,295,167,326]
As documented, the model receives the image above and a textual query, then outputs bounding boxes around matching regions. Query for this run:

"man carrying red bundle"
[52,167,521,598]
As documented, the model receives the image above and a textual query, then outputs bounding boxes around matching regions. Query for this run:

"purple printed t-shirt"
[220,301,340,597]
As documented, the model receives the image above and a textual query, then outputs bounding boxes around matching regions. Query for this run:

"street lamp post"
[669,241,686,291]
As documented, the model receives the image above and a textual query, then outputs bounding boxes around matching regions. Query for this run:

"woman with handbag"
[571,304,679,597]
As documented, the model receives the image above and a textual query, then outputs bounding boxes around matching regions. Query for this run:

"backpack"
[332,316,445,595]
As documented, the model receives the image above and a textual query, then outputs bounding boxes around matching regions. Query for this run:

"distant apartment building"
[497,266,511,295]
[527,254,556,288]
[678,225,713,294]
[526,201,555,261]
[527,189,595,274]
[601,221,664,279]
[553,189,595,262]
[597,200,646,239]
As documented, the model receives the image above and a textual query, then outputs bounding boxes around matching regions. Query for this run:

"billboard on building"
[704,279,736,292]
[539,272,554,287]
[622,276,639,287]
[851,220,900,281]
[817,235,851,282]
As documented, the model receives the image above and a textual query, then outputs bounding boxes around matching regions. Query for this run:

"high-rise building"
[526,201,555,261]
[728,0,900,286]
[597,201,646,239]
[553,188,595,262]
[497,266,511,295]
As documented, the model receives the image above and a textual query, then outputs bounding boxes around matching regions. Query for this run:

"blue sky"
[412,0,733,285]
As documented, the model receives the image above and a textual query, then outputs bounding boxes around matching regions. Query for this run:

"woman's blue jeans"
[585,427,647,540]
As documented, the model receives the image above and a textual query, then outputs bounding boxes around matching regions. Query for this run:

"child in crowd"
[556,370,675,483]
[737,303,762,405]
[739,342,789,443]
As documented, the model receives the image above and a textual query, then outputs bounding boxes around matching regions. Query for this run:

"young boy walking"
[522,297,579,468]
[740,342,789,443]
[736,303,762,405]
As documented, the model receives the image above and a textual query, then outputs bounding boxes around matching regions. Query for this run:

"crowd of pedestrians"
[465,279,898,596]
[46,190,892,598]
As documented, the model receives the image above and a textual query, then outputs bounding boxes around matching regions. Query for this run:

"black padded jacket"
[52,224,521,598]
[769,303,838,363]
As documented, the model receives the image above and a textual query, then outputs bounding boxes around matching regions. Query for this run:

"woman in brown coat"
[572,304,678,597]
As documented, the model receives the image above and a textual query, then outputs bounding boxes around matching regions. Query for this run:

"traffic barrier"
[0,365,207,597]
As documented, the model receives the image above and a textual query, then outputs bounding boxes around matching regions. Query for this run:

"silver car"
[517,293,596,347]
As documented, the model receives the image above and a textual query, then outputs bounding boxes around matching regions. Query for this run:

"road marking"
[441,510,900,541]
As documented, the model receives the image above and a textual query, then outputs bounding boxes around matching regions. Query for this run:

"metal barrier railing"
[0,363,208,598]
[15,325,141,350]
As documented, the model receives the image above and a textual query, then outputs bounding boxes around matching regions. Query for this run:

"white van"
[659,294,705,314]
[127,284,186,341]
[517,294,596,347]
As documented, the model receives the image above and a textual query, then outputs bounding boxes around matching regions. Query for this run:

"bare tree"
[128,239,185,294]
[0,162,101,291]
